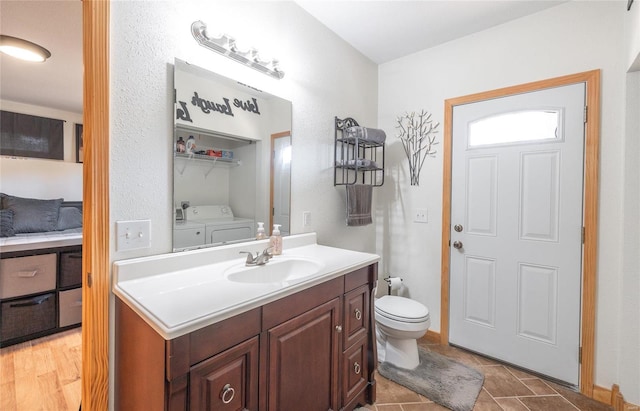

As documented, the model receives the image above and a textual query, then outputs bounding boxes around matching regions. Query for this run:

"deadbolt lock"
[454,224,463,232]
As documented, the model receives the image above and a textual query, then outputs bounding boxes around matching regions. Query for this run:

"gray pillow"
[0,209,14,237]
[57,207,83,230]
[2,195,63,233]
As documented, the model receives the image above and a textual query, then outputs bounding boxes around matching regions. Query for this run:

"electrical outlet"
[414,208,428,223]
[116,220,151,251]
[303,211,312,227]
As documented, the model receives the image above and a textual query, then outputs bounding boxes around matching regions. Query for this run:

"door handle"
[453,241,463,250]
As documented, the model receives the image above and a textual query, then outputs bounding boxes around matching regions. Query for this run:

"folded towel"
[344,126,386,144]
[336,158,379,169]
[346,184,373,226]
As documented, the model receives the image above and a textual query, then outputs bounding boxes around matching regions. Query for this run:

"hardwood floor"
[0,328,81,411]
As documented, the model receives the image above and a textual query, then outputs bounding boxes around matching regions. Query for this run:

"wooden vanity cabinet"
[115,263,377,411]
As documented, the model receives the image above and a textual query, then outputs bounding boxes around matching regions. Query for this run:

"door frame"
[82,0,110,410]
[440,70,600,397]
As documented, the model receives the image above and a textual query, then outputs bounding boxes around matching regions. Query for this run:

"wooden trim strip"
[82,1,110,410]
[594,384,640,411]
[440,70,600,397]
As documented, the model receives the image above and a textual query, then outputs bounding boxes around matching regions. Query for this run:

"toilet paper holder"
[383,276,403,295]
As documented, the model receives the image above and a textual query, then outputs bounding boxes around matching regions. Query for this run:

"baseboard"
[593,384,639,411]
[422,329,441,344]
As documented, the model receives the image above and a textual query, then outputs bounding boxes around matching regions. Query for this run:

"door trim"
[440,70,600,397]
[82,0,110,409]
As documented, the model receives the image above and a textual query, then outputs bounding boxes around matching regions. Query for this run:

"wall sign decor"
[176,90,263,125]
[396,110,439,186]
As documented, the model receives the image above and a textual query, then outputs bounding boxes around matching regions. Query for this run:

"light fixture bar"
[191,21,284,80]
[0,35,51,62]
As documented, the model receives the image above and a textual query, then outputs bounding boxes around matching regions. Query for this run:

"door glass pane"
[468,110,560,147]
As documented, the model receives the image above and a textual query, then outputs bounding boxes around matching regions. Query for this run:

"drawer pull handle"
[15,270,38,278]
[335,325,343,333]
[354,362,361,375]
[354,308,362,321]
[220,384,235,404]
[10,294,51,308]
[67,254,83,259]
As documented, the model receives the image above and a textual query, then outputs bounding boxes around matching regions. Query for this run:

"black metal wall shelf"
[334,116,385,186]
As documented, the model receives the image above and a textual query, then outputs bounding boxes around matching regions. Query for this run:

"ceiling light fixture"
[191,21,284,80]
[0,35,51,62]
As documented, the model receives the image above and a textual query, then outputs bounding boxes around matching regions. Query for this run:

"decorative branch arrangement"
[396,110,439,186]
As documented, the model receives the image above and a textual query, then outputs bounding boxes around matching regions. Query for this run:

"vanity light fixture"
[191,21,284,80]
[0,35,51,62]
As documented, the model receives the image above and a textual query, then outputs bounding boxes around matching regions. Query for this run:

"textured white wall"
[378,1,634,398]
[627,0,640,70]
[110,1,377,261]
[0,100,83,200]
[109,2,377,405]
[620,71,640,404]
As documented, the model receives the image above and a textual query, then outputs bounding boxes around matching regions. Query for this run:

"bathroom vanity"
[113,233,379,410]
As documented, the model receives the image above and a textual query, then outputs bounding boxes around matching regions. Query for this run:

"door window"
[468,109,561,148]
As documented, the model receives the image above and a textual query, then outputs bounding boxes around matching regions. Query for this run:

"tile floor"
[360,336,614,411]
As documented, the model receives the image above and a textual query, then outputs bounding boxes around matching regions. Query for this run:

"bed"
[0,194,82,252]
[0,194,83,347]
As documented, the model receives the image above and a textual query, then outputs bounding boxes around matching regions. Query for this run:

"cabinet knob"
[335,325,343,333]
[354,308,362,321]
[354,362,361,375]
[220,384,235,404]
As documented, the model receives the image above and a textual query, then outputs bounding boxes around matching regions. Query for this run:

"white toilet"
[375,295,431,369]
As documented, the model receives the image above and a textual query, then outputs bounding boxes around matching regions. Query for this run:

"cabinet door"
[190,336,259,411]
[267,297,341,411]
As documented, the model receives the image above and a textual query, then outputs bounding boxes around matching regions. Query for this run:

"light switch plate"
[414,208,428,223]
[303,211,312,227]
[116,220,151,251]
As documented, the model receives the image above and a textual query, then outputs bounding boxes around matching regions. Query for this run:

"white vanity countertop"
[112,233,379,340]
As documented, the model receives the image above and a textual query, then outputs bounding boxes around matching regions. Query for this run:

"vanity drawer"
[343,284,369,350]
[1,292,57,341]
[0,254,57,299]
[342,339,369,407]
[59,288,82,327]
[59,250,83,288]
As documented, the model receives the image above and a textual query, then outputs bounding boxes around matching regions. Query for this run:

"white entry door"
[449,83,586,385]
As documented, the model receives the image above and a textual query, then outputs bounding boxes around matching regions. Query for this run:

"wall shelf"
[334,117,385,187]
[174,152,241,177]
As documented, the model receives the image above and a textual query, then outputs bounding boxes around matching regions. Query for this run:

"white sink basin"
[225,257,323,284]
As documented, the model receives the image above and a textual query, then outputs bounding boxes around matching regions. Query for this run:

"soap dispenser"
[270,224,282,255]
[256,222,266,240]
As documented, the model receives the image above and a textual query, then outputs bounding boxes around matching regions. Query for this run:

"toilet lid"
[375,295,430,323]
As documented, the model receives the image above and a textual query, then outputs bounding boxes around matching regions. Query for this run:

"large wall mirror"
[173,59,292,251]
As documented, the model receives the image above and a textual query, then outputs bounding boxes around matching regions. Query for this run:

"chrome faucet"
[240,247,273,266]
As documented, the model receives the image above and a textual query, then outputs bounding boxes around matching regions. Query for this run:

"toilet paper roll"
[387,277,403,291]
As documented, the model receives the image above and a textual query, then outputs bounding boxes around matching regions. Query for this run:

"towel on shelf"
[346,184,373,226]
[344,126,386,144]
[336,158,379,169]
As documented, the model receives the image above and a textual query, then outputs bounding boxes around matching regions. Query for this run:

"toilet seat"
[375,295,430,323]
